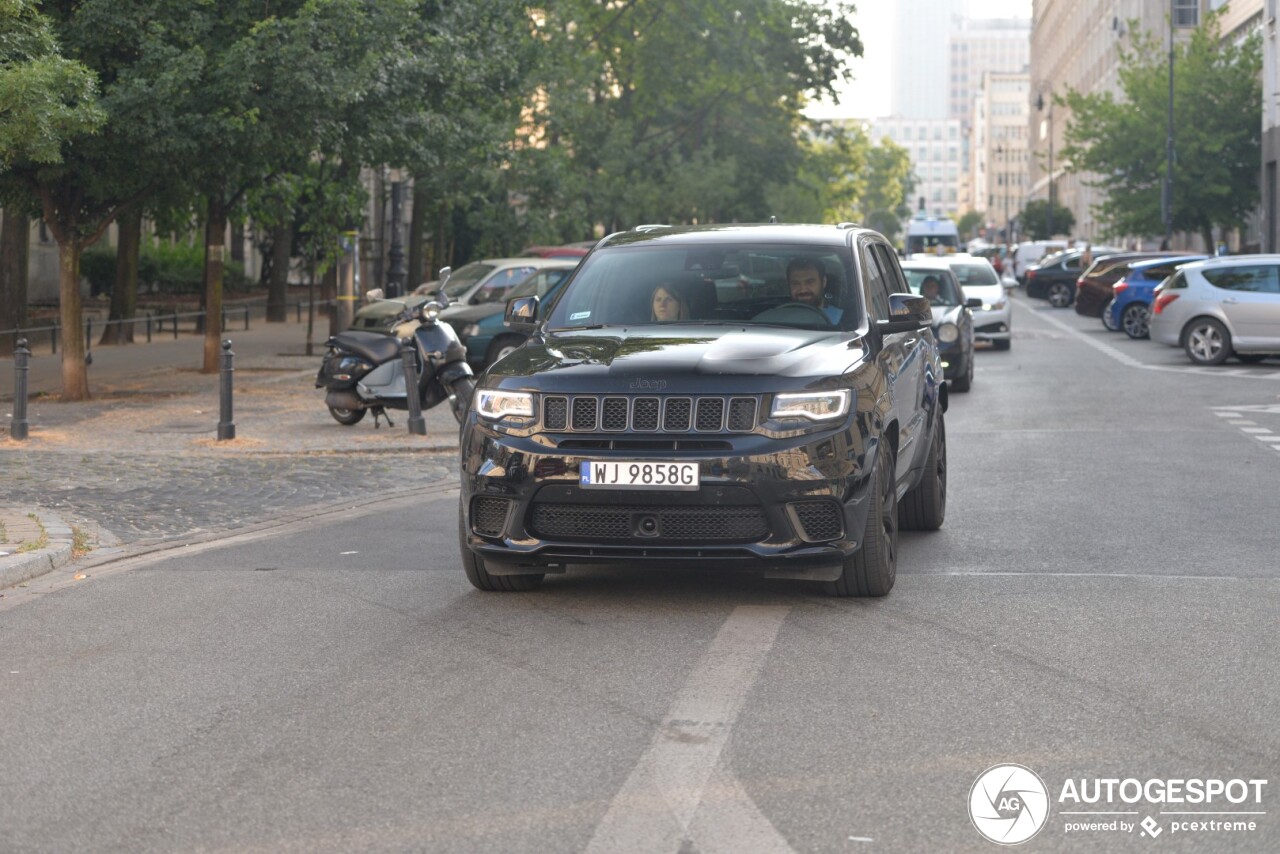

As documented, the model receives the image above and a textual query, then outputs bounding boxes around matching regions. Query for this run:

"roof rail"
[632,223,671,233]
[836,222,861,230]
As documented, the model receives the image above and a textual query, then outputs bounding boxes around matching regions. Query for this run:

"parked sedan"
[448,264,577,370]
[943,256,1012,350]
[1025,246,1123,307]
[1109,255,1207,339]
[412,257,569,307]
[1149,255,1280,365]
[902,261,978,391]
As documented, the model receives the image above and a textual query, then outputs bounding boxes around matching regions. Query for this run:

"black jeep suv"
[458,224,948,596]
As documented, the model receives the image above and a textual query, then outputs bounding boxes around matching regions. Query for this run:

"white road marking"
[1228,420,1257,426]
[1017,297,1280,380]
[585,605,793,854]
[1262,435,1280,442]
[1215,411,1243,418]
[1241,428,1273,434]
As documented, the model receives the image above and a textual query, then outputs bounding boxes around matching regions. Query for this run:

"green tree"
[860,137,916,244]
[527,0,864,235]
[1058,10,1260,249]
[956,210,985,242]
[1019,198,1075,240]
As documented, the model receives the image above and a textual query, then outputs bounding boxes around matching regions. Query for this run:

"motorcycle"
[316,267,476,427]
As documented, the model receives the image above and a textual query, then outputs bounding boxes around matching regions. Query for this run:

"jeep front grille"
[540,395,758,434]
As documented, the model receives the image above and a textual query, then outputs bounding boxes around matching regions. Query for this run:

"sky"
[809,0,1032,120]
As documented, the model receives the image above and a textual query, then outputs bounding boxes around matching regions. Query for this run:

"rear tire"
[1121,302,1150,339]
[823,441,897,597]
[459,501,544,591]
[1183,317,1232,366]
[1047,282,1073,308]
[899,413,946,531]
[328,406,366,425]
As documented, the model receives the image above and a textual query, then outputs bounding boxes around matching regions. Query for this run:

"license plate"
[579,461,700,491]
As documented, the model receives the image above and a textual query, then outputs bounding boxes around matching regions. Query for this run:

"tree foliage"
[1019,198,1075,240]
[1059,10,1260,248]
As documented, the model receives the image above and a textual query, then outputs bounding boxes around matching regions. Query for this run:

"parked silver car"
[943,256,1012,350]
[1148,255,1280,365]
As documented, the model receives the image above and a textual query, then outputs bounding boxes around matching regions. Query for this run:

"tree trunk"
[202,195,227,373]
[266,221,292,322]
[432,202,447,278]
[324,263,339,337]
[0,211,29,358]
[408,181,429,288]
[102,206,141,345]
[1201,224,1215,256]
[58,240,90,401]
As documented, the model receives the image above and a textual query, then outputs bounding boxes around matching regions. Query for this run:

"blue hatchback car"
[1110,255,1207,339]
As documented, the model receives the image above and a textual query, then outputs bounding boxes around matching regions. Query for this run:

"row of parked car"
[1022,247,1280,366]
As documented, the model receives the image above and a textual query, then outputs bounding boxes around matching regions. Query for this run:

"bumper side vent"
[788,500,844,542]
[471,497,512,538]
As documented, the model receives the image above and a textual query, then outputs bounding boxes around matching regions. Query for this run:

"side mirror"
[965,297,983,309]
[878,293,932,334]
[504,295,540,332]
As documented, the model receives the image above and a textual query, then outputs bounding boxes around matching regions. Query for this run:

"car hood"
[491,326,861,388]
[962,284,1005,303]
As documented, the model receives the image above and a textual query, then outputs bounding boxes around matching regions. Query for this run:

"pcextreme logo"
[969,765,1269,845]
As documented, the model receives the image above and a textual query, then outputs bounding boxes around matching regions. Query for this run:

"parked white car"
[1148,255,1280,365]
[943,256,1012,350]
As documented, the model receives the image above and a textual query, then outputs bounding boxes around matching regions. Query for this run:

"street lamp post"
[1163,2,1176,249]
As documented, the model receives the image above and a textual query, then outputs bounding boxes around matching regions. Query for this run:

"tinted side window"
[1144,264,1179,280]
[874,244,909,296]
[1165,270,1188,290]
[860,244,891,322]
[1202,265,1280,293]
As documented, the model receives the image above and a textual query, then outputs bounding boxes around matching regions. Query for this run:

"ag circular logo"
[969,764,1050,845]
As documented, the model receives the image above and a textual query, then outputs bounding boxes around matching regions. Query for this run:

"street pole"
[386,181,407,298]
[1164,1,1175,249]
[335,230,359,332]
[1047,105,1054,239]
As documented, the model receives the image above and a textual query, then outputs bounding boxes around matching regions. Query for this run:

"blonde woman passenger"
[651,283,689,321]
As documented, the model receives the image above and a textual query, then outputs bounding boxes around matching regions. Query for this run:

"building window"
[1172,0,1198,27]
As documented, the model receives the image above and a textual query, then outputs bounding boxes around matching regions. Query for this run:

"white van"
[905,216,960,257]
[1011,240,1067,284]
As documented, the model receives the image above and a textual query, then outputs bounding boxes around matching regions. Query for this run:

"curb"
[0,510,75,590]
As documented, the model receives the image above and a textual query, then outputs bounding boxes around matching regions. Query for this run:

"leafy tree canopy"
[1019,198,1075,240]
[1058,10,1260,248]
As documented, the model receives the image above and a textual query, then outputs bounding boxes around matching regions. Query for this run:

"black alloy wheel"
[1047,282,1073,308]
[825,440,897,597]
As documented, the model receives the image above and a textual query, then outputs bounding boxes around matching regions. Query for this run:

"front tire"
[992,338,1011,351]
[824,441,897,597]
[1121,302,1150,339]
[950,354,972,392]
[1047,282,1073,308]
[449,376,476,423]
[328,406,366,425]
[1183,317,1232,366]
[459,502,544,591]
[1101,298,1119,331]
[899,413,946,531]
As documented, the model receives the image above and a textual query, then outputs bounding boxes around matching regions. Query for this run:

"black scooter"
[316,268,475,427]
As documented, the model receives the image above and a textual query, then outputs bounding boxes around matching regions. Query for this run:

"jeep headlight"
[476,390,534,420]
[770,390,850,421]
[937,322,959,343]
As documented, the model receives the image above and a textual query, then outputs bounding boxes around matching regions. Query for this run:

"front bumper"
[459,419,880,576]
[971,306,1012,342]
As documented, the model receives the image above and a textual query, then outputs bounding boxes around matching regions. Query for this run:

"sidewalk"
[0,315,464,588]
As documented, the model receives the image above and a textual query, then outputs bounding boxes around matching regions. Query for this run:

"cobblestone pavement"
[2,326,462,548]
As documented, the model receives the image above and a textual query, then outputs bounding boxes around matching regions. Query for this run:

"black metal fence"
[1,298,334,355]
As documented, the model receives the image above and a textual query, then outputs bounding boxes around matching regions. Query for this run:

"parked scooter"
[316,267,476,427]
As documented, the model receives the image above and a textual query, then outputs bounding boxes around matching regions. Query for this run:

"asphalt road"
[2,292,1278,853]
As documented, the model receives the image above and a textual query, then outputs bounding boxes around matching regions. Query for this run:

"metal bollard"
[217,339,236,441]
[400,337,426,435]
[11,338,30,440]
[172,311,178,339]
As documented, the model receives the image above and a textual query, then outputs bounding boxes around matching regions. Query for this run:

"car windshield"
[544,243,859,331]
[901,268,962,306]
[443,262,495,298]
[507,268,574,300]
[469,265,541,304]
[949,263,999,287]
